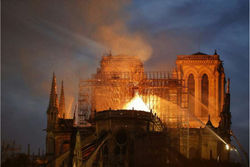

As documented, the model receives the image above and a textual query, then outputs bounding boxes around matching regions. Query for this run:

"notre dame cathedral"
[43,51,231,167]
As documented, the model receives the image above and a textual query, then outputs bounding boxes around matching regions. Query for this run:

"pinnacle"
[49,72,58,108]
[59,80,66,118]
[214,49,218,55]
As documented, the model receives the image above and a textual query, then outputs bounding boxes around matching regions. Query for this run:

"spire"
[206,114,214,128]
[59,80,66,118]
[49,72,58,108]
[214,49,217,55]
[227,78,230,94]
[108,50,112,56]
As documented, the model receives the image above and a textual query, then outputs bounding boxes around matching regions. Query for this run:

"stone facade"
[44,51,231,166]
[175,51,230,161]
[176,52,225,127]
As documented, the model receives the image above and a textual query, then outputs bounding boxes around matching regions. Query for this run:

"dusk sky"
[2,0,249,162]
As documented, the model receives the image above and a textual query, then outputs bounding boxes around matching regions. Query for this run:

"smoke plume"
[83,0,153,61]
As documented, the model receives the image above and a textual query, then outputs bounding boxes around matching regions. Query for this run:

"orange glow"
[67,97,74,118]
[123,92,150,112]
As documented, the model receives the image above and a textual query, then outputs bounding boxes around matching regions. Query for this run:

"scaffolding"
[78,70,189,157]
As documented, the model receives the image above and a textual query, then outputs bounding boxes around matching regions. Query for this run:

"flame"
[123,92,150,112]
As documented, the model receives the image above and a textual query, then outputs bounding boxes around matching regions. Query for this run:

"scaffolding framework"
[78,71,189,157]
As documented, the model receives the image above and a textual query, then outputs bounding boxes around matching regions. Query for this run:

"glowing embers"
[123,92,150,112]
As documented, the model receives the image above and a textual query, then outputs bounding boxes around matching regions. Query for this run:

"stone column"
[215,71,220,116]
[220,73,225,113]
[195,77,201,117]
[208,77,216,117]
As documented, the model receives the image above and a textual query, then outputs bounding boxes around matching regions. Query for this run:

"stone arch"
[189,146,198,160]
[183,66,199,79]
[99,130,108,138]
[201,74,209,117]
[198,66,213,79]
[103,142,109,156]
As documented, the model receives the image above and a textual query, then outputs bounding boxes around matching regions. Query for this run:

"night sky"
[2,0,249,162]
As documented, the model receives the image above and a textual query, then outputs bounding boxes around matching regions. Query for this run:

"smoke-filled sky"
[2,0,249,162]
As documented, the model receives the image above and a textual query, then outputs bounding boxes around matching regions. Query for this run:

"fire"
[123,92,150,112]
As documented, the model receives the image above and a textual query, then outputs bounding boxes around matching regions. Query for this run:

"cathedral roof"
[191,52,207,55]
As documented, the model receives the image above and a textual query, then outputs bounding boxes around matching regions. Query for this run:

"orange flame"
[123,92,150,112]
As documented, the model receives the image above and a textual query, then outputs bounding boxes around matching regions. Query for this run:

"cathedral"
[44,51,231,167]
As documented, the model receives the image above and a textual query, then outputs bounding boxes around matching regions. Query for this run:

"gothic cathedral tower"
[45,73,73,166]
[46,73,59,159]
[175,51,225,128]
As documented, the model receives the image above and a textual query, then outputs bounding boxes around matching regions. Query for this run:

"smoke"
[82,0,153,62]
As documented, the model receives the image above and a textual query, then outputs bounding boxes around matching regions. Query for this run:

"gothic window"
[116,131,127,145]
[189,146,198,160]
[201,74,209,117]
[188,74,195,115]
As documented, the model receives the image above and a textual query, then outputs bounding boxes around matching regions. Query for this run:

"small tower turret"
[206,114,214,128]
[214,49,218,55]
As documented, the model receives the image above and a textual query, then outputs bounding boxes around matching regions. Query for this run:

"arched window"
[188,74,195,115]
[189,146,198,160]
[201,74,209,117]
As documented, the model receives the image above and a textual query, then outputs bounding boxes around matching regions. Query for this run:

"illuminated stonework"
[100,53,144,74]
[45,51,231,166]
[176,51,225,127]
